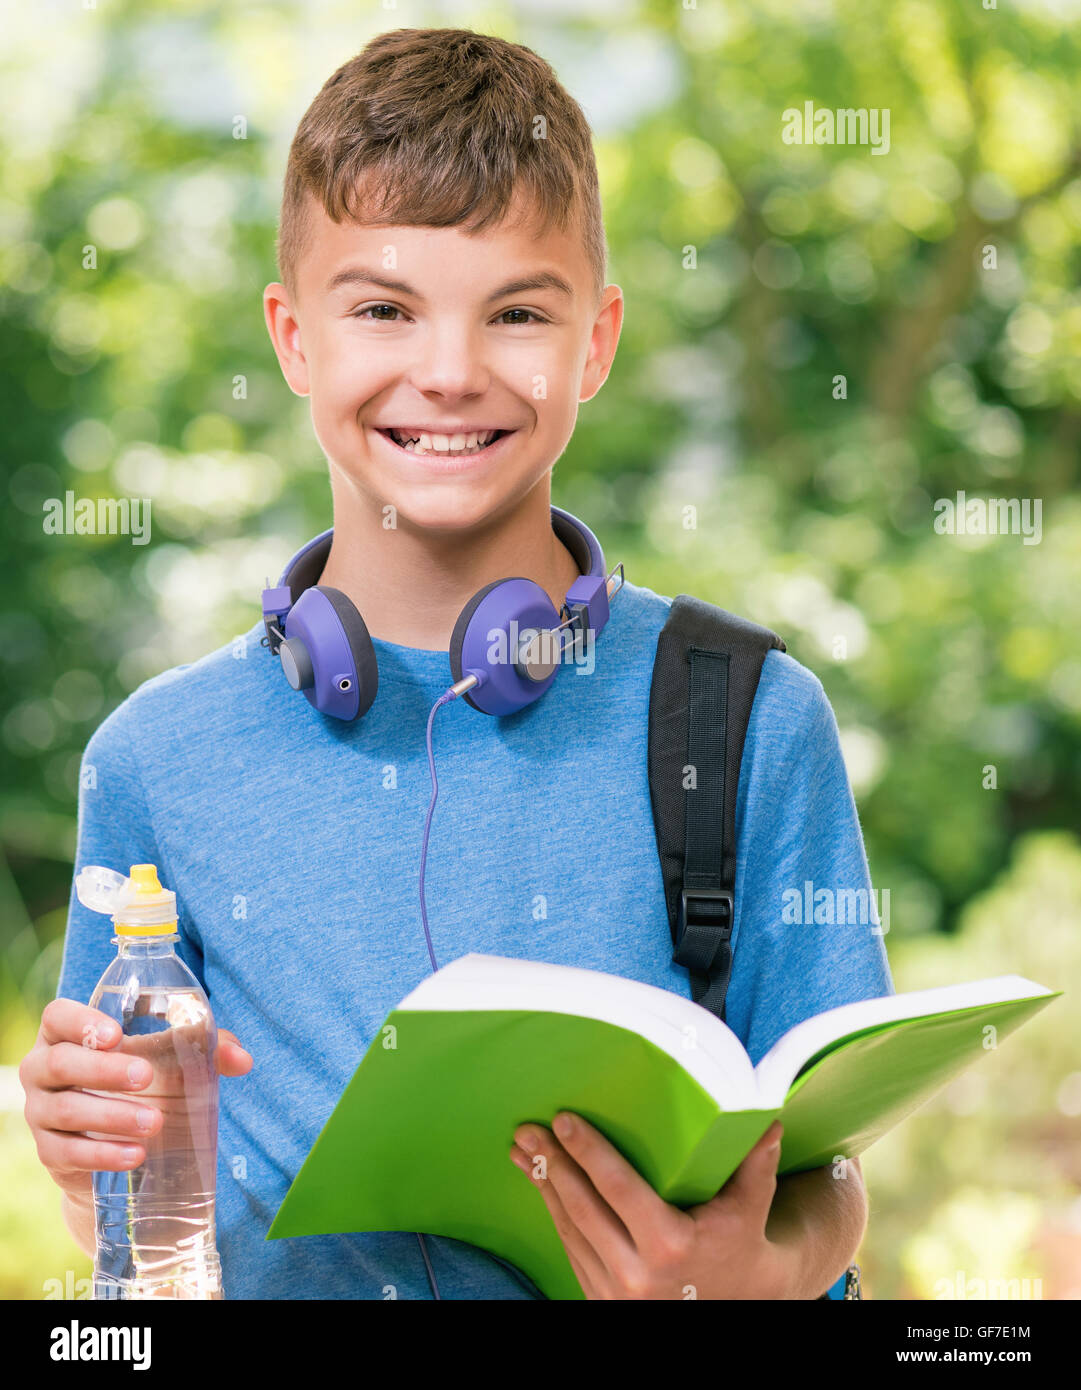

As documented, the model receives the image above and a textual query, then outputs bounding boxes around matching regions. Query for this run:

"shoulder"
[754,647,832,735]
[618,581,830,732]
[605,578,674,646]
[82,621,275,769]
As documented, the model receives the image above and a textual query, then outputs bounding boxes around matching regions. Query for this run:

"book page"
[751,974,1053,1107]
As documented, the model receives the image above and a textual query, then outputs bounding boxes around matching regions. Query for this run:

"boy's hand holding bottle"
[19,864,252,1298]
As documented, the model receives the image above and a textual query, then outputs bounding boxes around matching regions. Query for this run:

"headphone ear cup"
[282,586,378,721]
[452,577,564,716]
[315,586,379,720]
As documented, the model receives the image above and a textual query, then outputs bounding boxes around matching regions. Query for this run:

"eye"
[351,303,404,322]
[496,307,548,326]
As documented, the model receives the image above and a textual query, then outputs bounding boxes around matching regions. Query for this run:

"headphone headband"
[261,506,616,720]
[275,506,604,595]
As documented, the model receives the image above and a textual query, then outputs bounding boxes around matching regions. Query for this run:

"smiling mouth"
[376,427,513,458]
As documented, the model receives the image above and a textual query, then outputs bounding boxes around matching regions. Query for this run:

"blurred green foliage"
[1,1,1078,1299]
[863,830,1081,1298]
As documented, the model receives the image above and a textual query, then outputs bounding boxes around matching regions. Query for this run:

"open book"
[267,953,1059,1300]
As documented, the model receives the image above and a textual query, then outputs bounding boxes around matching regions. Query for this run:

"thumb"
[216,1028,253,1076]
[719,1121,783,1223]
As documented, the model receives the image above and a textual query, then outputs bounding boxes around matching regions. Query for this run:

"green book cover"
[267,954,1059,1300]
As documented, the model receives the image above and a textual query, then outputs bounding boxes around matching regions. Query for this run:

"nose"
[407,322,491,401]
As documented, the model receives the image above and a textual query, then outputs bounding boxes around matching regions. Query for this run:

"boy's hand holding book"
[510,1114,804,1299]
[268,954,1058,1299]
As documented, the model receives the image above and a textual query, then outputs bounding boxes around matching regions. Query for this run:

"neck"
[317,478,583,650]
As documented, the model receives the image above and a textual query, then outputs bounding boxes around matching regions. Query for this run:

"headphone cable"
[417,688,458,974]
[413,674,480,1298]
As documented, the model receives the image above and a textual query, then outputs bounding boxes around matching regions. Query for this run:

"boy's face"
[264,190,622,536]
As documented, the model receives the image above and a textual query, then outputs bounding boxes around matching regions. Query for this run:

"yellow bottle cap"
[115,863,179,935]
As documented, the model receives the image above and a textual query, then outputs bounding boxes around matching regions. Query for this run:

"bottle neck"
[113,932,179,957]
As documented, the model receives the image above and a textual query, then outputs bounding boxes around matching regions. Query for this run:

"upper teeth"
[387,428,499,454]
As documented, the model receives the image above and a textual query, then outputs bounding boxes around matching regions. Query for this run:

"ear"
[263,282,311,397]
[579,284,624,404]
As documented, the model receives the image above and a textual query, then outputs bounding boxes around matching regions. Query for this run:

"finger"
[511,1145,611,1298]
[101,1022,246,1089]
[540,1185,608,1300]
[39,998,123,1050]
[717,1121,783,1230]
[547,1111,678,1256]
[26,1086,161,1143]
[515,1124,637,1273]
[36,1127,146,1176]
[25,1040,155,1095]
[563,1242,598,1300]
[510,1144,598,1297]
[216,1030,253,1076]
[121,1025,205,1069]
[747,1120,784,1167]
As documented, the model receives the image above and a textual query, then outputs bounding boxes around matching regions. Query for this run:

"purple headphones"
[260,506,615,719]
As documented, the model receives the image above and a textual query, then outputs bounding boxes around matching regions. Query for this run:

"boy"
[26,27,891,1299]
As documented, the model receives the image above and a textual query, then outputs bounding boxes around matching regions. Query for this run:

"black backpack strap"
[647,596,785,1020]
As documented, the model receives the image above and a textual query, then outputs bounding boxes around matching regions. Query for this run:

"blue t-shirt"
[57,577,893,1299]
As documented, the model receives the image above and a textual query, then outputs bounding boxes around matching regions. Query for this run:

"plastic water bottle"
[75,863,224,1299]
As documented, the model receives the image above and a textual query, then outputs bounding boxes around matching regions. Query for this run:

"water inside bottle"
[88,984,221,1299]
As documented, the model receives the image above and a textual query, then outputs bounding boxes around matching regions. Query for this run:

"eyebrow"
[325,266,575,301]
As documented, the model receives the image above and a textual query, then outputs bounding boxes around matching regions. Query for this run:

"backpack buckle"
[673,888,734,972]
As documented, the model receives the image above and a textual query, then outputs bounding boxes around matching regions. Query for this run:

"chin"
[381,484,521,537]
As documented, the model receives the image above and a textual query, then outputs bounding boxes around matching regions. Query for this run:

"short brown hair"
[277,28,607,306]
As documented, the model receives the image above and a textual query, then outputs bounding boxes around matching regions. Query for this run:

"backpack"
[647,594,785,1021]
[646,594,861,1302]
